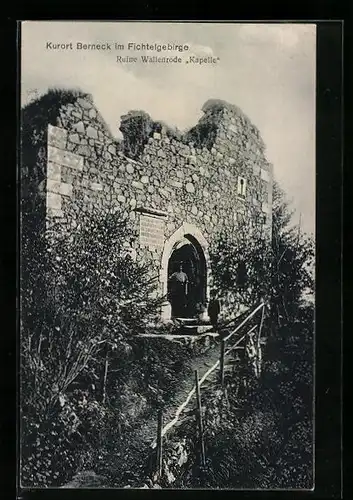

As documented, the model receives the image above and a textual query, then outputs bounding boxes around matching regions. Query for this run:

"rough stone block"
[170,180,182,188]
[186,182,195,193]
[159,188,169,198]
[47,179,61,194]
[47,207,64,218]
[48,125,67,149]
[80,144,94,157]
[71,108,83,120]
[47,162,61,181]
[77,97,93,109]
[126,164,134,174]
[47,179,72,196]
[188,155,197,165]
[48,146,84,171]
[132,181,144,190]
[262,190,269,203]
[73,121,85,133]
[86,126,98,139]
[260,168,270,182]
[262,202,271,213]
[68,133,81,144]
[253,165,261,176]
[228,123,237,134]
[153,132,161,140]
[141,176,149,184]
[88,108,97,119]
[237,204,246,214]
[60,182,73,197]
[47,192,62,210]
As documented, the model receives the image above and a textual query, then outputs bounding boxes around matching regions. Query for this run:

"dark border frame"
[2,18,344,500]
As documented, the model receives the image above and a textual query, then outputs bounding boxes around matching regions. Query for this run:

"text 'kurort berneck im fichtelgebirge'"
[45,42,220,64]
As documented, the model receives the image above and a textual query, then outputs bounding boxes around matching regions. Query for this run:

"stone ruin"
[21,90,273,322]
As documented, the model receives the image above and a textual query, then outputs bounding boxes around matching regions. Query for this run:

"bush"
[210,181,315,329]
[20,203,162,486]
[209,222,272,310]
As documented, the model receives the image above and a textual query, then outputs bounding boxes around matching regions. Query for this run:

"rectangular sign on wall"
[139,213,165,249]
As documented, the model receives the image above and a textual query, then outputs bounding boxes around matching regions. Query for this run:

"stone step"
[178,324,214,335]
[174,317,214,333]
[174,317,200,325]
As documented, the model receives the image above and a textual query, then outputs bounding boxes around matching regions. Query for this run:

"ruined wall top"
[22,89,266,163]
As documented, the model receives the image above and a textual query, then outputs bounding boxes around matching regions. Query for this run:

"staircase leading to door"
[173,317,214,335]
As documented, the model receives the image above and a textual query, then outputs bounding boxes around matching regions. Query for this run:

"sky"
[21,21,316,235]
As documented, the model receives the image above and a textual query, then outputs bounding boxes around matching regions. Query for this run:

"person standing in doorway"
[208,292,221,329]
[168,262,189,317]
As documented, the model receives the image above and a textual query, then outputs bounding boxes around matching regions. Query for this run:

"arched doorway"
[160,223,211,321]
[167,236,207,318]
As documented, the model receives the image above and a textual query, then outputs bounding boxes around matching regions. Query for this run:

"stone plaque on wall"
[139,213,165,249]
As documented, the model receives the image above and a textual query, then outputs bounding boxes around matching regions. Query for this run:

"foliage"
[120,111,183,159]
[20,390,116,487]
[209,181,315,328]
[270,182,315,325]
[166,181,315,489]
[21,87,89,166]
[209,221,272,309]
[22,88,89,130]
[20,204,163,486]
[21,87,93,222]
[168,310,313,490]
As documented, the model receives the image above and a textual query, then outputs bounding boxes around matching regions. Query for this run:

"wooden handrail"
[219,307,250,330]
[150,324,259,448]
[223,302,265,343]
[225,324,257,356]
[149,303,266,449]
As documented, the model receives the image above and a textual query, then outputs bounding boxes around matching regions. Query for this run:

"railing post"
[220,339,226,388]
[194,370,206,467]
[101,345,109,404]
[257,304,265,348]
[223,302,265,343]
[256,304,265,378]
[156,410,163,479]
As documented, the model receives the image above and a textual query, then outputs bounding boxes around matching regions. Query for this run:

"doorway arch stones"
[159,222,211,321]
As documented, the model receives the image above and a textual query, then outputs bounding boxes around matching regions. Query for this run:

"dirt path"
[109,337,223,486]
[134,339,221,443]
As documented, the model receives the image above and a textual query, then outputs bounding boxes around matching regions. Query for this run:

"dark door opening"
[167,237,206,319]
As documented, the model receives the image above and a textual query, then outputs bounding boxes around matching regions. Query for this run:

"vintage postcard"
[19,21,316,490]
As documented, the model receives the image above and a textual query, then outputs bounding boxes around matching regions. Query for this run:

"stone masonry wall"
[24,91,273,318]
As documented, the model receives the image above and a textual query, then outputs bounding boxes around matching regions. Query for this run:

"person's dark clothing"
[208,298,221,326]
[168,270,189,317]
